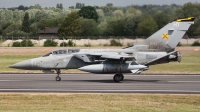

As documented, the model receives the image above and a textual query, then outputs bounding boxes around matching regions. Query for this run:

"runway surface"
[0,74,200,94]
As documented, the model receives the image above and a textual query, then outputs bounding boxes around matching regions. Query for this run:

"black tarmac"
[0,74,200,94]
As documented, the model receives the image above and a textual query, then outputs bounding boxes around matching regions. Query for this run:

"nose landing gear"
[55,69,61,81]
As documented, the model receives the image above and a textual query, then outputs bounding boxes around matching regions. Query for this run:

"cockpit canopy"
[43,49,80,57]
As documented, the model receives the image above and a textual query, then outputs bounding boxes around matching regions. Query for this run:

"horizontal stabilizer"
[144,51,178,65]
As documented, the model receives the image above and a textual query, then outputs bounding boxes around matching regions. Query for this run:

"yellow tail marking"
[176,17,193,22]
[162,33,168,40]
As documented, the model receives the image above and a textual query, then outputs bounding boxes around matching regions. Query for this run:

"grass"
[0,93,199,112]
[0,47,200,74]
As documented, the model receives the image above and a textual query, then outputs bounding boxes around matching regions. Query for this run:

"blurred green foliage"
[12,40,34,47]
[43,39,58,47]
[0,2,200,39]
[191,41,200,46]
[110,39,122,46]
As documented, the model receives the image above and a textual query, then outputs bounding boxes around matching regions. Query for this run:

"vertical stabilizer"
[134,17,195,51]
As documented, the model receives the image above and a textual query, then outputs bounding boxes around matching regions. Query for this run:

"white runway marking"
[0,89,200,93]
[0,80,27,82]
[130,75,200,77]
[1,74,200,77]
[169,81,200,83]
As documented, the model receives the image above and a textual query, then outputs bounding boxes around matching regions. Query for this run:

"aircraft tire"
[121,74,124,81]
[113,74,124,82]
[55,76,61,81]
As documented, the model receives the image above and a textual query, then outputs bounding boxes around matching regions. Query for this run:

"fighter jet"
[10,17,195,82]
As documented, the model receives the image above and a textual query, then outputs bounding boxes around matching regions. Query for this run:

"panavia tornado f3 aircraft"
[10,17,195,82]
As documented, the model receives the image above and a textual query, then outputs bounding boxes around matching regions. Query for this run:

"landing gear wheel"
[113,74,124,82]
[55,76,61,81]
[121,75,124,81]
[55,69,61,81]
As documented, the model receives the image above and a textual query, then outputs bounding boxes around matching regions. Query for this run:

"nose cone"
[10,60,32,70]
[78,65,92,72]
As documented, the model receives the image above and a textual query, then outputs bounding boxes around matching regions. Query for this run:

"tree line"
[0,2,200,39]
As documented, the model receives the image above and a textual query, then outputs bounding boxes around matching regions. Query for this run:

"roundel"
[162,33,168,40]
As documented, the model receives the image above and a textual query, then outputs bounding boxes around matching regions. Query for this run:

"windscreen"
[43,49,80,57]
[42,52,52,57]
[68,49,80,54]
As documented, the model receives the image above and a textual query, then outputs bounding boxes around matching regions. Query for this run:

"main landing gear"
[113,73,124,82]
[55,69,61,81]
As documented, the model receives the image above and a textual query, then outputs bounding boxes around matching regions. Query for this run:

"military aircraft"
[10,17,195,82]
